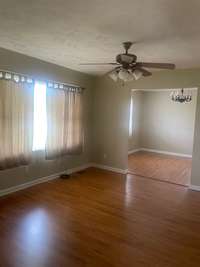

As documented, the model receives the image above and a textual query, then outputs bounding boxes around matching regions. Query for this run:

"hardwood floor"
[128,151,192,186]
[0,167,200,266]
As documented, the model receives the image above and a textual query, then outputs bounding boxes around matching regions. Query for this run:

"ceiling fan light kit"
[108,68,142,82]
[81,42,176,83]
[132,69,143,80]
[118,69,134,82]
[108,69,119,82]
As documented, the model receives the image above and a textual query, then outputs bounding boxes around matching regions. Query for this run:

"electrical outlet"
[103,153,107,159]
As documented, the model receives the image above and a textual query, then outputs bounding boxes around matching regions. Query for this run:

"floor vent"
[59,174,71,179]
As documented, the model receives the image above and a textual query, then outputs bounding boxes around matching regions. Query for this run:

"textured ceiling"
[0,0,200,75]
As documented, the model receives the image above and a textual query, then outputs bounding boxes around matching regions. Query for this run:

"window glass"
[32,82,47,151]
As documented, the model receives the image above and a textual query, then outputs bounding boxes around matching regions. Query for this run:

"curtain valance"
[0,70,83,92]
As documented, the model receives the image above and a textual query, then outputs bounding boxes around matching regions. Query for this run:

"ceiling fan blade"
[136,67,152,76]
[137,62,175,69]
[79,63,119,65]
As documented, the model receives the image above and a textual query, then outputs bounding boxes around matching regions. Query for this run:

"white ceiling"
[0,0,200,75]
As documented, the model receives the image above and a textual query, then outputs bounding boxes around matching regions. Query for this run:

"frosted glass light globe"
[118,69,133,82]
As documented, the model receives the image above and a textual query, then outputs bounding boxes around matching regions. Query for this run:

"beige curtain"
[0,80,34,170]
[46,88,83,159]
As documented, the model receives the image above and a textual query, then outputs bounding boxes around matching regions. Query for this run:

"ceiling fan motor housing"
[116,54,137,67]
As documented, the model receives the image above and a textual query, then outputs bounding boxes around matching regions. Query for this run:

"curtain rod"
[0,68,85,90]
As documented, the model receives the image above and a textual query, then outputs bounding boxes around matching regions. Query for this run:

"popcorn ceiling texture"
[0,0,200,75]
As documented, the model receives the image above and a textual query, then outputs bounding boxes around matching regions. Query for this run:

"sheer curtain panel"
[0,80,34,170]
[46,88,83,159]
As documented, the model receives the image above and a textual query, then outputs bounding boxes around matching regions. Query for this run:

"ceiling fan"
[80,42,175,82]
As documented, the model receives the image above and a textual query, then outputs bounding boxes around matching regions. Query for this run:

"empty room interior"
[128,89,197,186]
[1,1,200,266]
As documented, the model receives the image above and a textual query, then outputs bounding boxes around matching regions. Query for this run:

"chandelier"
[109,68,142,82]
[171,89,192,103]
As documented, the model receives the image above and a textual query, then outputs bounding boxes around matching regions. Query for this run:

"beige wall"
[1,48,200,189]
[191,90,200,186]
[128,90,197,154]
[128,91,143,151]
[140,90,197,155]
[93,68,200,186]
[0,48,94,190]
[92,77,129,170]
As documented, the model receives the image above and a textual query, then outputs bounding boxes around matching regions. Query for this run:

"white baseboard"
[141,148,192,158]
[0,170,65,197]
[66,163,93,174]
[128,148,141,155]
[0,163,92,197]
[66,162,127,175]
[189,185,200,191]
[92,163,128,174]
[0,162,128,197]
[128,147,192,158]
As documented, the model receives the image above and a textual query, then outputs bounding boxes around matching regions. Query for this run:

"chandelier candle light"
[171,89,192,103]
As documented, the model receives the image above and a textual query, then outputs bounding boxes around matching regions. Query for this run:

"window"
[32,81,83,155]
[32,82,47,151]
[0,71,83,168]
[129,96,133,136]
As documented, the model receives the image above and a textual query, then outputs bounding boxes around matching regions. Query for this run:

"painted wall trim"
[189,185,200,191]
[141,148,192,158]
[131,87,198,92]
[0,163,92,197]
[92,163,128,174]
[0,171,64,197]
[128,148,141,155]
[66,163,93,174]
[0,163,128,197]
[128,148,192,158]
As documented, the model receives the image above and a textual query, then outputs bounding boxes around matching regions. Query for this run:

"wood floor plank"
[0,168,200,266]
[128,151,192,186]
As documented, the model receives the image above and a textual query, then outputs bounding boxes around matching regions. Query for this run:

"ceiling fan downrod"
[123,42,133,54]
